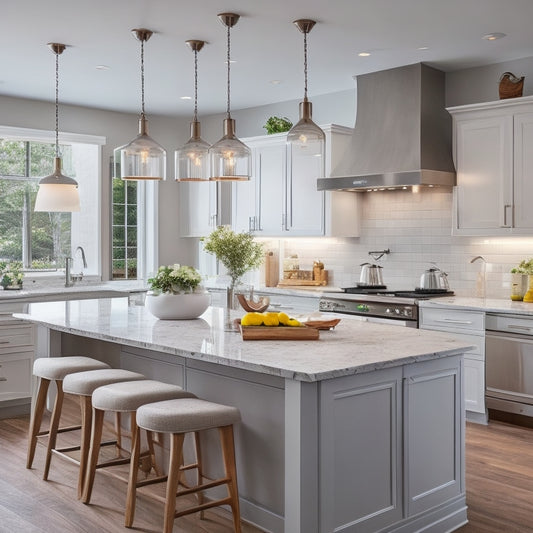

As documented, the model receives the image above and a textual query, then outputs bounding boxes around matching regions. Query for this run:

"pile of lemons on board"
[241,311,302,327]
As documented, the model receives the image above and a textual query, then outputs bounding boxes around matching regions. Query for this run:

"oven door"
[486,330,533,416]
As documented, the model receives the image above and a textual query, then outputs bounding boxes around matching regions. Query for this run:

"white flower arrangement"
[0,261,24,289]
[147,264,203,295]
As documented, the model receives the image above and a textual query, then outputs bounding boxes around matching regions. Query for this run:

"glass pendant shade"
[210,118,251,181]
[176,122,210,181]
[287,100,325,178]
[35,157,80,212]
[120,115,166,181]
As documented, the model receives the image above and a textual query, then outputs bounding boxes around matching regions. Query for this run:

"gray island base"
[16,298,473,533]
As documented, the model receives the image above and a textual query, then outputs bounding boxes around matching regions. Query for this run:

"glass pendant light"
[287,20,325,180]
[175,40,210,181]
[119,29,166,181]
[34,43,80,212]
[209,13,251,181]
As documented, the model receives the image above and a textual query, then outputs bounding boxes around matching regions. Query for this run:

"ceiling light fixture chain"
[303,28,308,101]
[193,47,198,122]
[54,48,60,156]
[140,36,145,117]
[226,22,231,118]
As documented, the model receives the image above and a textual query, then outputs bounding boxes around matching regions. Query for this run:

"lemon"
[263,312,280,326]
[241,312,264,326]
[277,312,290,325]
[287,318,301,327]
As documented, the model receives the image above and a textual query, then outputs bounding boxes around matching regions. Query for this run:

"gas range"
[319,287,454,327]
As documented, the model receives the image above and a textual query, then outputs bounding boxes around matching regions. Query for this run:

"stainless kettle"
[359,263,384,286]
[419,266,449,291]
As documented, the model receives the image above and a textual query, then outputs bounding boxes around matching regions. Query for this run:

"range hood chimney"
[317,63,456,192]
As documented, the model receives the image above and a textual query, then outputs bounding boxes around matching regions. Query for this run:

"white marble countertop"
[15,297,473,382]
[0,280,147,303]
[419,296,533,316]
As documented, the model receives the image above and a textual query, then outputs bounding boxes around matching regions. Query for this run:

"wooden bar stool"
[51,368,146,498]
[26,356,110,472]
[127,397,242,533]
[82,380,196,506]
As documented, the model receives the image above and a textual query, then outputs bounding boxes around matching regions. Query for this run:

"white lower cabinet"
[420,306,486,421]
[0,306,35,418]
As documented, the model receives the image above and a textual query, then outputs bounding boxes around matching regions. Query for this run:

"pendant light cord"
[226,23,231,119]
[140,38,145,116]
[193,49,198,122]
[303,29,308,101]
[55,51,60,157]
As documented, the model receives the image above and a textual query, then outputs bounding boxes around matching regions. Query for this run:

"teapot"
[419,265,449,291]
[359,263,384,286]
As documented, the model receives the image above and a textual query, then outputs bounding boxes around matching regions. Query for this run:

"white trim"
[0,125,106,146]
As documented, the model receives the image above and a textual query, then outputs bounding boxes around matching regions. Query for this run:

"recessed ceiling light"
[270,79,281,85]
[358,52,371,57]
[482,32,506,41]
[417,46,429,51]
[95,65,111,70]
[180,96,192,100]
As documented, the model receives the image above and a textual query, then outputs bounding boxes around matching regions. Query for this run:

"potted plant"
[512,259,533,302]
[0,261,24,290]
[145,264,210,319]
[202,226,264,308]
[263,116,293,135]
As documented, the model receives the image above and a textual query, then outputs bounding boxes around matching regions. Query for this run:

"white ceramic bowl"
[145,291,210,320]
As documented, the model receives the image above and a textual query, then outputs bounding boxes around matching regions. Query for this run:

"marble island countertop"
[15,297,473,382]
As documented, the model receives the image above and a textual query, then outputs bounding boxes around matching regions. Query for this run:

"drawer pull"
[0,340,10,344]
[0,377,6,382]
[507,324,533,332]
[435,319,474,325]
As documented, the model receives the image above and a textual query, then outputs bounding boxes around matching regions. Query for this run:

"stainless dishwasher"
[485,313,533,417]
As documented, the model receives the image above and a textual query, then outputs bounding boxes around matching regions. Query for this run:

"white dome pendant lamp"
[119,29,166,181]
[286,20,325,182]
[34,43,80,212]
[175,40,210,181]
[209,13,251,181]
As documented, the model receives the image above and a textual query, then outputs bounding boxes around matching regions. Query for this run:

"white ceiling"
[3,0,533,117]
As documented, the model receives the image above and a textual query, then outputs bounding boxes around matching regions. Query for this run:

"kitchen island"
[16,298,473,533]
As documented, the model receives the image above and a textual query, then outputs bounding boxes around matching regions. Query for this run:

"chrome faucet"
[470,255,487,298]
[65,246,87,287]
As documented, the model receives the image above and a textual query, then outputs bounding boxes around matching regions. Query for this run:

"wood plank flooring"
[1,399,532,532]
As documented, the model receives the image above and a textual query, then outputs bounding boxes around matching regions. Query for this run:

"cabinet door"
[255,143,285,236]
[178,181,218,237]
[513,112,533,230]
[285,147,325,235]
[231,178,256,233]
[454,115,513,234]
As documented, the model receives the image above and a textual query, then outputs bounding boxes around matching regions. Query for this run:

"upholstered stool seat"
[127,398,242,532]
[82,380,196,506]
[52,369,146,497]
[26,356,111,473]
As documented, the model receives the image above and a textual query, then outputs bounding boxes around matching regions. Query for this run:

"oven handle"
[507,324,533,333]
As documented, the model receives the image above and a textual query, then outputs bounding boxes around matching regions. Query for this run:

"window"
[0,126,104,276]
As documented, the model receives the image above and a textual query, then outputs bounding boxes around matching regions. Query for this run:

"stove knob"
[385,308,393,314]
[394,308,401,315]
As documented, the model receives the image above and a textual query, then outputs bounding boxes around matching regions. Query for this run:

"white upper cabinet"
[232,124,360,237]
[449,96,533,235]
[178,181,218,237]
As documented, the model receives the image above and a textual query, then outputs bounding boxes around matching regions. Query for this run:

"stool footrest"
[174,496,232,519]
[176,476,231,498]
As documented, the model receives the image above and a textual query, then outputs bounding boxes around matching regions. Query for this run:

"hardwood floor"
[1,400,532,532]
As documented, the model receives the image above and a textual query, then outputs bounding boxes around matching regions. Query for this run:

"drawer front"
[420,308,484,334]
[485,313,533,335]
[0,351,33,400]
[0,324,34,352]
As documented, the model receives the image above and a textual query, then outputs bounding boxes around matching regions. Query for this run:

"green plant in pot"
[263,116,293,135]
[0,261,24,290]
[145,264,209,320]
[202,226,264,310]
[512,258,533,302]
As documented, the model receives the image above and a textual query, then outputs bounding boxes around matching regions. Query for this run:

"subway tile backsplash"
[275,188,533,299]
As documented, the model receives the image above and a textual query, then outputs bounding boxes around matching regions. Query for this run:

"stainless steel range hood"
[317,63,456,192]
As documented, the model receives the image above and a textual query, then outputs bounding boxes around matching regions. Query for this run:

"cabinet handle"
[0,340,10,344]
[507,324,533,332]
[0,377,6,382]
[209,214,217,228]
[435,319,474,325]
[502,204,513,228]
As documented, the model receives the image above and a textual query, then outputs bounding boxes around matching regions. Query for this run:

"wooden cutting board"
[240,325,320,341]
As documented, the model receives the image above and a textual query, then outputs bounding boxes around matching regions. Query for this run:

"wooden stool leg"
[26,377,50,469]
[43,380,65,480]
[114,412,122,452]
[146,430,161,476]
[164,433,185,533]
[81,408,105,504]
[220,425,241,533]
[125,420,141,528]
[194,431,206,519]
[78,395,93,499]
